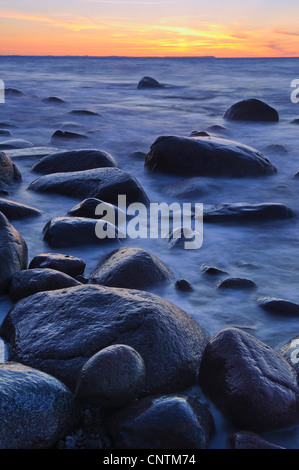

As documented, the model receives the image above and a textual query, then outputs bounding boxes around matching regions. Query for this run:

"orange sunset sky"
[0,0,298,57]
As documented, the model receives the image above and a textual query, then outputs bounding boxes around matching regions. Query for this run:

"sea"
[0,55,299,449]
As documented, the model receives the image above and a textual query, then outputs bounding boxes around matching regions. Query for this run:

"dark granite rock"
[50,130,88,141]
[224,99,279,122]
[201,265,228,276]
[107,394,214,449]
[0,151,22,186]
[145,135,277,177]
[229,431,285,449]
[9,268,81,302]
[75,345,146,406]
[0,129,12,137]
[5,88,24,97]
[137,77,165,89]
[175,279,193,292]
[198,327,299,431]
[43,96,66,104]
[29,253,86,278]
[217,277,257,290]
[0,284,210,394]
[68,110,100,116]
[0,363,78,449]
[90,247,174,290]
[67,198,125,221]
[32,149,118,174]
[257,297,299,316]
[0,212,28,294]
[0,139,33,150]
[0,198,42,220]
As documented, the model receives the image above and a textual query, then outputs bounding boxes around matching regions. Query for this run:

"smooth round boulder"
[32,149,118,174]
[217,277,257,290]
[43,216,123,248]
[204,202,294,223]
[75,345,146,406]
[257,297,299,316]
[29,253,86,278]
[0,151,22,186]
[89,247,174,290]
[9,268,82,302]
[0,363,78,449]
[230,431,285,450]
[224,98,279,122]
[145,135,277,177]
[0,212,28,294]
[0,198,42,220]
[107,394,214,449]
[137,77,165,89]
[28,168,150,207]
[0,284,210,394]
[198,327,299,432]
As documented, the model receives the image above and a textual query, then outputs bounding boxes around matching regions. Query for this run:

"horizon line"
[0,54,299,59]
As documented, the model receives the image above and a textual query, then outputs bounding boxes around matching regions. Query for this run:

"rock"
[0,284,210,394]
[43,216,123,248]
[128,151,146,160]
[107,394,214,449]
[217,277,257,290]
[198,327,299,431]
[201,265,228,276]
[5,88,24,97]
[291,118,299,125]
[67,198,126,221]
[68,110,100,116]
[0,212,28,294]
[189,131,210,137]
[266,144,287,154]
[32,149,118,174]
[0,129,12,137]
[257,297,299,316]
[280,337,299,376]
[43,96,66,104]
[0,122,17,129]
[137,77,165,89]
[168,226,202,249]
[163,178,216,199]
[0,362,78,449]
[28,168,150,206]
[89,247,174,290]
[145,135,277,177]
[175,279,193,292]
[29,253,86,278]
[229,431,285,449]
[206,124,228,133]
[9,268,82,302]
[5,147,61,160]
[0,198,42,220]
[203,203,294,223]
[50,130,88,142]
[0,152,22,186]
[224,98,279,122]
[75,345,146,406]
[0,139,34,150]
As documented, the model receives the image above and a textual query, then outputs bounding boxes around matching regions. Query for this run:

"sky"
[0,0,298,57]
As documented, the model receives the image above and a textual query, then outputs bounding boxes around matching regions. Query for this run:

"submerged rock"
[0,139,34,150]
[145,135,277,177]
[43,96,66,104]
[0,284,210,394]
[175,279,193,292]
[201,265,228,276]
[28,168,150,206]
[198,327,299,431]
[50,130,88,141]
[257,297,299,316]
[224,98,279,122]
[217,277,257,290]
[32,149,118,174]
[137,77,165,89]
[67,198,126,221]
[75,345,146,406]
[0,151,22,186]
[5,88,24,97]
[0,129,12,137]
[89,247,174,290]
[0,363,78,449]
[229,431,285,450]
[9,268,81,302]
[0,198,42,220]
[203,203,294,223]
[43,216,123,248]
[29,253,86,278]
[0,212,28,294]
[68,109,100,116]
[107,394,214,449]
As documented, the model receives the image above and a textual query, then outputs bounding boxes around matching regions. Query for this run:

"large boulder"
[32,149,118,174]
[0,284,210,394]
[203,202,294,223]
[75,344,146,406]
[0,363,78,449]
[224,98,279,122]
[257,297,299,316]
[145,135,277,177]
[28,253,86,278]
[89,247,174,290]
[137,77,165,89]
[0,151,22,186]
[9,268,82,302]
[43,216,123,248]
[0,198,42,220]
[198,328,299,432]
[28,168,150,206]
[0,212,28,294]
[107,394,214,449]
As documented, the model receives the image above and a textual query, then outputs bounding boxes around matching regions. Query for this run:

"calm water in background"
[0,56,299,448]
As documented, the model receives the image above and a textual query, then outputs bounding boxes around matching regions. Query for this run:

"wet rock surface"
[29,253,86,278]
[224,98,279,122]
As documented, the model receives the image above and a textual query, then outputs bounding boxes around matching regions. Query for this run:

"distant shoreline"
[0,55,298,59]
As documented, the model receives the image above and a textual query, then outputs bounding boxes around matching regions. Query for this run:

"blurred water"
[0,56,299,448]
